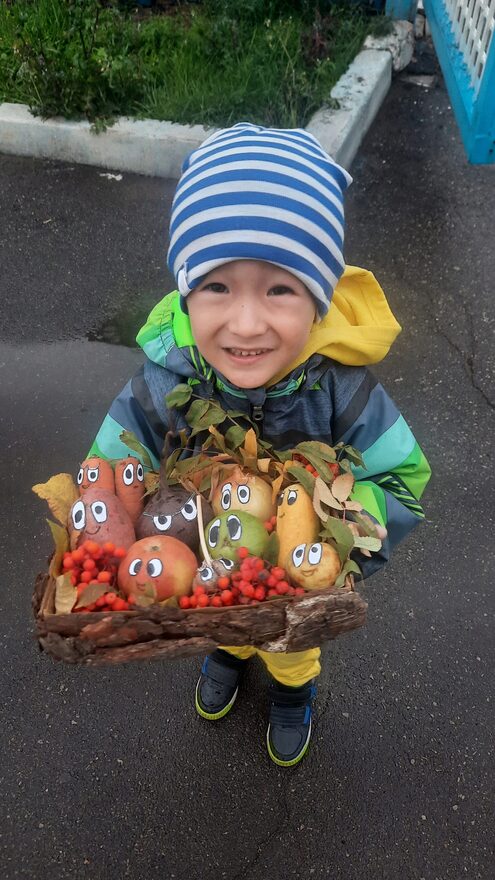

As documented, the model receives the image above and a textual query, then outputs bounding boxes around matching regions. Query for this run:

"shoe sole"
[266,718,312,767]
[194,678,239,721]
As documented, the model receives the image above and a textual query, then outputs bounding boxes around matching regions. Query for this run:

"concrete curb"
[0,31,403,176]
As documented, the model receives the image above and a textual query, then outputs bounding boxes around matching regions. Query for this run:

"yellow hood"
[268,265,402,386]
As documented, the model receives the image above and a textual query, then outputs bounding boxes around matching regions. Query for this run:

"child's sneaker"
[195,649,247,720]
[266,680,316,767]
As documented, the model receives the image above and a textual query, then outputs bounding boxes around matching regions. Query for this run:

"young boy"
[89,123,431,767]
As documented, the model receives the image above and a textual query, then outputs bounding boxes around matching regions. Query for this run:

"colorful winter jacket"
[89,265,431,579]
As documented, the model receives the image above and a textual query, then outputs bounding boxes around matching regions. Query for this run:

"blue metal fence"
[420,1,495,163]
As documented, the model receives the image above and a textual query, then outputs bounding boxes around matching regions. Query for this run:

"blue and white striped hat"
[167,123,352,317]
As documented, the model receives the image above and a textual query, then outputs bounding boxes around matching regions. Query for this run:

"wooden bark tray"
[32,572,368,667]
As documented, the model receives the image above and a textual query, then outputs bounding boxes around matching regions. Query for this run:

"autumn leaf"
[75,583,108,609]
[54,573,77,614]
[165,384,193,408]
[119,431,154,471]
[32,474,79,526]
[271,473,284,503]
[331,473,355,503]
[285,465,315,498]
[353,536,382,552]
[47,519,70,578]
[321,518,355,563]
[144,472,160,494]
[313,476,343,511]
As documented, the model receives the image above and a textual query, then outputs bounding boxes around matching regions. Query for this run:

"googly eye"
[181,497,197,522]
[76,468,84,486]
[87,468,99,483]
[208,518,221,548]
[237,484,250,505]
[287,489,298,506]
[221,483,232,511]
[146,558,163,578]
[128,558,142,576]
[308,543,322,565]
[136,463,144,482]
[277,492,285,507]
[71,499,86,530]
[200,566,214,582]
[122,463,134,486]
[292,544,306,568]
[153,514,172,532]
[227,514,242,541]
[220,557,234,570]
[90,501,108,524]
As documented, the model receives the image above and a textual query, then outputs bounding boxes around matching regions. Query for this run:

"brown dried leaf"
[144,472,160,494]
[54,573,77,614]
[314,476,343,511]
[271,473,284,503]
[257,458,272,474]
[331,473,355,503]
[312,491,329,522]
[342,500,363,512]
[244,428,258,459]
[32,474,79,525]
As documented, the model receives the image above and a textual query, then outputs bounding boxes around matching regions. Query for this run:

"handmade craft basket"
[32,570,367,666]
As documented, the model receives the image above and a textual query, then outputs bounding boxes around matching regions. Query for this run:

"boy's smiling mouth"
[225,347,272,358]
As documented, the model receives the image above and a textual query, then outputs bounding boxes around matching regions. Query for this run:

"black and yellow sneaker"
[266,680,316,767]
[195,649,247,721]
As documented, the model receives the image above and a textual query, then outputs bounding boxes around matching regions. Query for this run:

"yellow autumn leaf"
[47,519,70,578]
[243,428,258,459]
[54,573,77,614]
[144,472,159,494]
[257,458,272,474]
[32,473,79,526]
[331,473,355,503]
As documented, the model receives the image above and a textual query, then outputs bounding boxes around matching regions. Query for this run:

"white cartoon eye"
[146,558,163,578]
[221,483,232,511]
[87,467,99,483]
[208,518,221,548]
[128,558,142,576]
[227,514,242,541]
[91,500,108,523]
[199,565,214,582]
[237,484,250,504]
[71,499,86,530]
[220,557,234,570]
[308,543,322,566]
[122,463,134,485]
[77,468,84,486]
[292,544,306,568]
[136,463,144,481]
[152,514,172,532]
[181,497,197,522]
[287,489,298,506]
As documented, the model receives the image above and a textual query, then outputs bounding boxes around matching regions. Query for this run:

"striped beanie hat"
[167,122,352,317]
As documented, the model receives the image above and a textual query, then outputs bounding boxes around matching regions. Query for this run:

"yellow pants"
[220,646,321,687]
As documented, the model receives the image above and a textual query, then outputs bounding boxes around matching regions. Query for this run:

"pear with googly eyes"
[285,542,341,590]
[205,511,270,562]
[211,468,275,523]
[68,488,135,551]
[276,483,319,567]
[135,484,212,552]
[117,535,197,603]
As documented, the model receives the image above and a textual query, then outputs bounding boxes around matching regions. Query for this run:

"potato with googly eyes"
[285,542,341,590]
[68,488,135,551]
[135,484,212,553]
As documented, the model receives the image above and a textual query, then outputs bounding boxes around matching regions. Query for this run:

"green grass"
[0,0,390,129]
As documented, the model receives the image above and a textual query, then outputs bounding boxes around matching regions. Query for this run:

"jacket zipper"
[251,404,264,432]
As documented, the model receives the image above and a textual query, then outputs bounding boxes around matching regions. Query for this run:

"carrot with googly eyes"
[114,456,146,525]
[77,456,115,496]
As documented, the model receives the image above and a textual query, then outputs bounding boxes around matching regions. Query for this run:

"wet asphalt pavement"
[1,69,494,879]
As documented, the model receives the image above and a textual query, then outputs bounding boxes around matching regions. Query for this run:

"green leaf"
[320,518,355,563]
[189,407,226,437]
[352,536,382,552]
[334,558,362,588]
[119,431,154,471]
[294,441,337,463]
[165,384,193,409]
[185,399,210,425]
[264,532,280,567]
[224,425,247,449]
[286,465,315,498]
[337,443,365,468]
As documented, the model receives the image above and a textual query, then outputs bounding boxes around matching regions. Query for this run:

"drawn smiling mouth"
[84,526,101,535]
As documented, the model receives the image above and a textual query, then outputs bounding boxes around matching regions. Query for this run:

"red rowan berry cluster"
[62,540,133,612]
[294,453,340,480]
[178,547,305,610]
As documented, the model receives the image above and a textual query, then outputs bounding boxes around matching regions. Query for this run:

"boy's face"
[186,260,316,389]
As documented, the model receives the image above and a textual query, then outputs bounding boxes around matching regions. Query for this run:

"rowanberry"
[254,586,266,601]
[271,567,285,581]
[97,570,112,584]
[197,594,209,608]
[114,547,127,559]
[217,576,230,589]
[188,595,198,608]
[179,596,191,609]
[62,555,74,570]
[241,584,255,599]
[211,595,223,607]
[237,547,249,560]
[80,570,93,583]
[102,541,115,555]
[105,592,117,605]
[221,590,233,605]
[276,581,289,595]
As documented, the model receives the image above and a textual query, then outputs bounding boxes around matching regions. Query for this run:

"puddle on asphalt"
[87,303,152,347]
